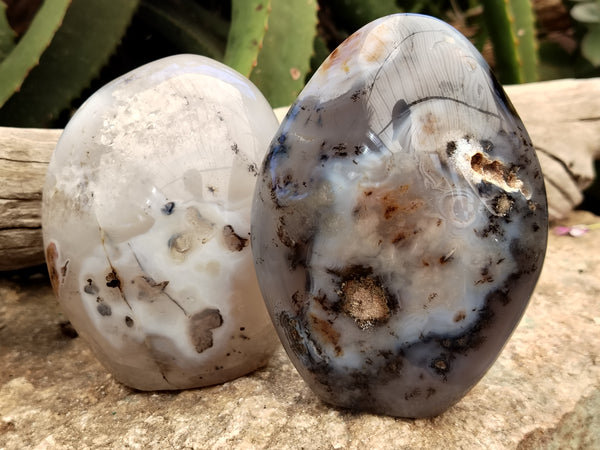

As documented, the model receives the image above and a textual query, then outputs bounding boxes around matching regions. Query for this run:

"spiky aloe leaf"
[481,0,538,84]
[250,0,318,107]
[0,0,139,127]
[139,0,228,60]
[224,0,271,77]
[0,1,15,62]
[0,0,71,110]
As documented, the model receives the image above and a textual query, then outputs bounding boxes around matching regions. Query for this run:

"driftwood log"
[0,127,62,271]
[1,78,599,271]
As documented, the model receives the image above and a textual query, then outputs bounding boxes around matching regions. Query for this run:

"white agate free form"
[42,55,279,390]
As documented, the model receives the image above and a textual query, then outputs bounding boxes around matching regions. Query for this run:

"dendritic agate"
[42,55,279,390]
[251,14,547,418]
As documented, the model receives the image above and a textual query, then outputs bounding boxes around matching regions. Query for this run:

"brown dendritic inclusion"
[251,14,547,418]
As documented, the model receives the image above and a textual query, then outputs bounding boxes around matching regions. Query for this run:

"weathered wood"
[1,78,599,271]
[506,78,600,221]
[0,127,61,271]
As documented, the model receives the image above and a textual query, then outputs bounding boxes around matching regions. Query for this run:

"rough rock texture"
[0,210,599,449]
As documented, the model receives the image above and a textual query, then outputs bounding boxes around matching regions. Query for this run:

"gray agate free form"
[252,14,547,418]
[43,55,279,390]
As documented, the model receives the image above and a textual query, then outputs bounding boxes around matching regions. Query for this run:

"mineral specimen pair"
[42,14,547,418]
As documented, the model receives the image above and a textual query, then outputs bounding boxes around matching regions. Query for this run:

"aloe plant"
[480,0,539,83]
[0,0,594,128]
[0,0,139,127]
[0,0,71,111]
[139,0,228,60]
[248,0,318,107]
[0,0,319,124]
[224,0,271,77]
[0,1,15,62]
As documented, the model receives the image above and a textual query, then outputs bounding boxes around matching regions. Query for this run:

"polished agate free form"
[251,14,548,418]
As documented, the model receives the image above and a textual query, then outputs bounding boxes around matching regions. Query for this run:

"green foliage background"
[0,0,597,128]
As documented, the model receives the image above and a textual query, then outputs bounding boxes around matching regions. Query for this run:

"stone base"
[1,210,599,449]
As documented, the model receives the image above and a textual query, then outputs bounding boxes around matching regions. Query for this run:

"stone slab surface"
[1,210,599,449]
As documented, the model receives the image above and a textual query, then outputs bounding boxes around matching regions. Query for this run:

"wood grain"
[1,78,599,271]
[0,127,61,270]
[506,78,600,221]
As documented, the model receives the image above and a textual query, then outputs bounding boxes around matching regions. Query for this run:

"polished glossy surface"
[43,55,279,390]
[252,14,548,417]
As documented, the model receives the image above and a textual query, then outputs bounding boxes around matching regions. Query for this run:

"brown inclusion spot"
[471,152,503,182]
[61,261,68,277]
[380,187,414,220]
[363,34,386,62]
[431,356,450,379]
[453,311,466,322]
[421,112,437,135]
[223,225,249,251]
[354,185,417,223]
[494,193,514,216]
[105,270,120,288]
[310,314,342,356]
[475,265,494,285]
[321,30,362,73]
[46,242,61,296]
[189,308,223,353]
[326,48,339,68]
[384,205,398,219]
[341,277,390,330]
[392,231,406,244]
[470,153,525,195]
[439,251,454,264]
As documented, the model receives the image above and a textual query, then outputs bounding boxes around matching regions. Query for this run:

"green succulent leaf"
[582,25,600,66]
[139,0,228,60]
[571,3,600,23]
[481,0,538,84]
[0,0,71,110]
[250,0,318,107]
[511,0,538,82]
[224,0,271,77]
[0,0,139,127]
[0,1,16,62]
